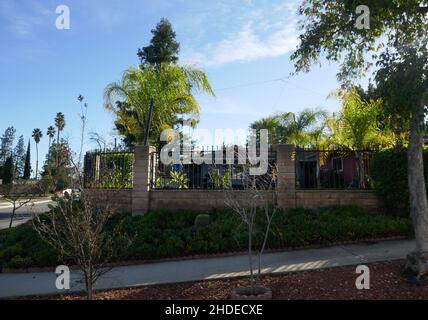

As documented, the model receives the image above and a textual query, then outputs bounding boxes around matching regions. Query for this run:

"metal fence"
[84,150,134,189]
[295,148,373,190]
[149,146,277,190]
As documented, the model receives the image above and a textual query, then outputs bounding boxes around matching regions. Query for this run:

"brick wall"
[295,190,383,213]
[84,189,132,212]
[150,190,274,212]
[127,144,384,215]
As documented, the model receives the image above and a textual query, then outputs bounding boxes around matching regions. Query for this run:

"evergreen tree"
[23,140,31,180]
[3,155,14,184]
[13,135,26,178]
[41,139,72,191]
[0,127,16,166]
[137,18,180,68]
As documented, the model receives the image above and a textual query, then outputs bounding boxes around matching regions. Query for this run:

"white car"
[62,188,82,198]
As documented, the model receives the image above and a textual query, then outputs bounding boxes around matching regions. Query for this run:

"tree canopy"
[104,64,214,146]
[291,0,428,276]
[137,18,180,69]
[251,108,327,147]
[291,0,427,86]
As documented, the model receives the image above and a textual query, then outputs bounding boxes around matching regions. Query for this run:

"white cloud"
[186,22,298,67]
[0,0,52,36]
[182,0,300,68]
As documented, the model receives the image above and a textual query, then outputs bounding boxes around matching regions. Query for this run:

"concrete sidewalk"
[0,239,415,298]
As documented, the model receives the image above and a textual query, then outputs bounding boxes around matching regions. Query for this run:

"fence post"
[132,145,156,216]
[274,144,296,209]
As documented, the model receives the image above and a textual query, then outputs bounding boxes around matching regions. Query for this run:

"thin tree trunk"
[248,221,254,290]
[87,280,93,300]
[56,131,60,168]
[9,205,16,229]
[35,143,39,180]
[79,118,86,170]
[406,103,428,277]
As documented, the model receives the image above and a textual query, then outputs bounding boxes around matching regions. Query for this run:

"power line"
[216,75,328,98]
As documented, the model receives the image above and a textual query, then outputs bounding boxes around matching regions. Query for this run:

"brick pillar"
[132,146,156,216]
[274,144,296,209]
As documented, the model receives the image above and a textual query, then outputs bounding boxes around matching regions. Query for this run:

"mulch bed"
[22,260,428,300]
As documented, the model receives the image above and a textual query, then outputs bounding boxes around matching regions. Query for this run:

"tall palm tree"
[47,126,56,151]
[32,128,43,180]
[54,113,66,168]
[77,95,88,169]
[104,63,214,147]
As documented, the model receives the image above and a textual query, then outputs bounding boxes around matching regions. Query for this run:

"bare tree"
[33,151,131,300]
[89,132,107,151]
[223,154,278,295]
[0,183,40,229]
[33,192,130,300]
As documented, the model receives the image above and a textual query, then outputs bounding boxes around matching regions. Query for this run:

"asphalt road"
[0,197,53,230]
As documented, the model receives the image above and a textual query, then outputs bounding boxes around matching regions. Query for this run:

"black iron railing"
[295,148,373,190]
[149,146,277,190]
[84,149,134,189]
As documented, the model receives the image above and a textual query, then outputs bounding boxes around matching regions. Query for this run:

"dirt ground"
[22,260,428,300]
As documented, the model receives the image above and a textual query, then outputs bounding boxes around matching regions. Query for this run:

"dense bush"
[371,150,428,216]
[0,207,413,269]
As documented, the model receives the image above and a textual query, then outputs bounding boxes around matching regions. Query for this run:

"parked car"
[62,188,82,198]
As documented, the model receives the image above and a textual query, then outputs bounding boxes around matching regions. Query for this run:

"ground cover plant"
[0,206,413,269]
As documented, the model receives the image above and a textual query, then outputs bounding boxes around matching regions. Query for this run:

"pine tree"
[3,155,14,184]
[137,18,180,68]
[23,140,31,180]
[0,127,16,166]
[13,135,26,178]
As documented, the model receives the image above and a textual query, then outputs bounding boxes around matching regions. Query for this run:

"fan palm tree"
[104,63,215,147]
[55,113,66,168]
[32,128,43,179]
[47,126,56,151]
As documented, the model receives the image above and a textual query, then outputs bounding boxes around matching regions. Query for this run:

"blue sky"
[0,0,356,173]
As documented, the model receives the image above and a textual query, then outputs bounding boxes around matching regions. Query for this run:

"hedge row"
[371,150,428,216]
[0,207,412,269]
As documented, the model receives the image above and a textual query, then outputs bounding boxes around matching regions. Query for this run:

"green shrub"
[371,150,428,216]
[6,256,33,269]
[0,206,413,268]
[194,214,211,229]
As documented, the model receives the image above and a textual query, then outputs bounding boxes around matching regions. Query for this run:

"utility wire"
[216,75,328,98]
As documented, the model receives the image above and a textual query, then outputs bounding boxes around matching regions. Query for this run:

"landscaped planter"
[230,286,272,300]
